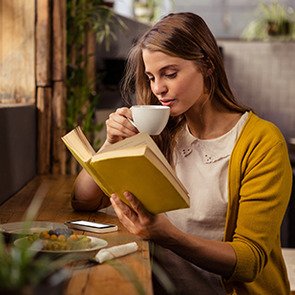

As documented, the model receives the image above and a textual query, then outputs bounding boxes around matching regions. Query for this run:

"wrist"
[153,217,182,247]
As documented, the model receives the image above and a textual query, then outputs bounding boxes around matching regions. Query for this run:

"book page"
[100,133,150,151]
[92,145,147,161]
[76,127,96,155]
[62,126,96,162]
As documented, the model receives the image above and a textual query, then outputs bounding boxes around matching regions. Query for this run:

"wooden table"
[0,175,153,295]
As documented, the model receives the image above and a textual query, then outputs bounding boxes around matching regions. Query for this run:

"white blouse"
[153,112,249,295]
[167,112,249,240]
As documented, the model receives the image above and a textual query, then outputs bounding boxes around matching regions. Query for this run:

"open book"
[62,127,190,214]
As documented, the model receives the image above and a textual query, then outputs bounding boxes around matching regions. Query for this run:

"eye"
[146,75,154,82]
[164,72,177,79]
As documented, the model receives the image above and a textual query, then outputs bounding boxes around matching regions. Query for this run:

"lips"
[160,98,175,107]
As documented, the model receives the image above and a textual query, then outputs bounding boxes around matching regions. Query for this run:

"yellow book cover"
[62,126,189,214]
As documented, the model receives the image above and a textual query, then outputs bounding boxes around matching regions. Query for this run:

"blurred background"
[116,0,295,38]
[0,0,294,246]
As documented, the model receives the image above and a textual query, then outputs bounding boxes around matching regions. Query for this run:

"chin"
[169,105,185,117]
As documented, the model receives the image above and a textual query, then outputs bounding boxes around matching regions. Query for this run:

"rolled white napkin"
[94,242,139,263]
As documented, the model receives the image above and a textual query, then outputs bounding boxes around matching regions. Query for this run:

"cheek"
[177,78,203,100]
[150,84,156,95]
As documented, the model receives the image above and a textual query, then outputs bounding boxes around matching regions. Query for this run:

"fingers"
[111,193,165,239]
[116,107,132,120]
[110,194,142,235]
[111,192,152,225]
[110,194,138,225]
[124,192,149,218]
[106,107,138,143]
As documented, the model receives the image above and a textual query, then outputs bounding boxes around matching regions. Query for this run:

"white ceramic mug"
[130,105,170,135]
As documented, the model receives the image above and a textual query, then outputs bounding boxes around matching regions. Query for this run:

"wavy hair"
[121,12,250,163]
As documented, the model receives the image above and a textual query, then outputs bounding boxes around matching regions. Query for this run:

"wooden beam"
[36,0,51,86]
[52,81,67,175]
[53,0,66,81]
[36,86,52,174]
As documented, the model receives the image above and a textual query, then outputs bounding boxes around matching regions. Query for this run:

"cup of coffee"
[130,105,170,135]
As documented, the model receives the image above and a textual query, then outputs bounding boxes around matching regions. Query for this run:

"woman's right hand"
[105,107,138,144]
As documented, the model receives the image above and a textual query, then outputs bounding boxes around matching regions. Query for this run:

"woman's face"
[142,49,207,116]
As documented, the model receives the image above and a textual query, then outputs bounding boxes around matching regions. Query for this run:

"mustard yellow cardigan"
[224,112,292,294]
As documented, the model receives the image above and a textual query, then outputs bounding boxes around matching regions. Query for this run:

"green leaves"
[66,0,123,149]
[0,233,53,290]
[241,1,295,40]
[259,1,288,22]
[0,184,70,291]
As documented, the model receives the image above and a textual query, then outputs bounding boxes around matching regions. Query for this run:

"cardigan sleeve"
[226,120,292,282]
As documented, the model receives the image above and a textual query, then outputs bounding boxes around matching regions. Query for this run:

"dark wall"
[0,105,36,204]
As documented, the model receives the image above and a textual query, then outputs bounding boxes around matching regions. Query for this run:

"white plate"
[0,221,67,235]
[14,236,108,254]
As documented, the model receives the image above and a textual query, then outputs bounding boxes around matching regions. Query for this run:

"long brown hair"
[121,12,250,163]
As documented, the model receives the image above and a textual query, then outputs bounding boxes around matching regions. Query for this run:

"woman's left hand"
[110,191,172,241]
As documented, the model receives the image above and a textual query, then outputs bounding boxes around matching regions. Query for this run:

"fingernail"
[124,192,132,200]
[111,194,117,201]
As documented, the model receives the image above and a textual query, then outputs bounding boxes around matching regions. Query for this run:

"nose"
[152,79,168,96]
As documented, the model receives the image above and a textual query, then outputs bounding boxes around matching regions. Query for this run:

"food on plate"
[27,228,92,251]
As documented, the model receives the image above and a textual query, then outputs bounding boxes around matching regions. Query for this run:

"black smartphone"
[65,220,118,233]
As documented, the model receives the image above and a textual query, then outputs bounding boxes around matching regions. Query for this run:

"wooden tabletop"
[0,175,153,295]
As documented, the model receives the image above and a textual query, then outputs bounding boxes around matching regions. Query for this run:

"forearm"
[71,137,126,211]
[72,169,111,211]
[111,192,237,278]
[158,225,236,278]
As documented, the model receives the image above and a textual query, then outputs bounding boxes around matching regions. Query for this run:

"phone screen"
[70,220,115,228]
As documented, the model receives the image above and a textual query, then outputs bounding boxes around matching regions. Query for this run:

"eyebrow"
[145,64,178,76]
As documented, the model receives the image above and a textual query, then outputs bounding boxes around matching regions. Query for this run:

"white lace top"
[154,112,249,295]
[167,112,249,240]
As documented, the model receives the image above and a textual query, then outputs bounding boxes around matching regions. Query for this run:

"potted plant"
[133,0,175,24]
[241,1,295,40]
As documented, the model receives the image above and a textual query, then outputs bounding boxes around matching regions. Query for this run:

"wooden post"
[1,0,67,175]
[36,0,51,87]
[36,0,52,174]
[35,0,67,175]
[52,0,67,175]
[53,0,66,81]
[52,81,66,174]
[36,87,52,174]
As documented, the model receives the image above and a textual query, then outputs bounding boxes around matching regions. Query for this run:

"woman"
[72,13,292,294]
